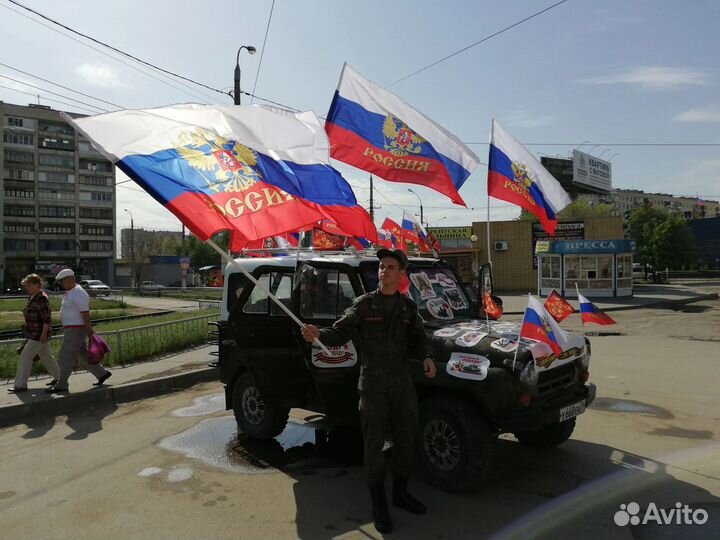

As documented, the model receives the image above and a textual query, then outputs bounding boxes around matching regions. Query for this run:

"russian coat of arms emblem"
[174,128,261,193]
[382,115,426,157]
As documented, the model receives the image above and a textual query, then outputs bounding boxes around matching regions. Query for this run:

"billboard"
[572,150,612,193]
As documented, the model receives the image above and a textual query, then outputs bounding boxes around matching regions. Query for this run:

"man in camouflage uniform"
[302,249,436,534]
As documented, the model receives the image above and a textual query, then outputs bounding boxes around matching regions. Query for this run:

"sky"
[1,0,719,237]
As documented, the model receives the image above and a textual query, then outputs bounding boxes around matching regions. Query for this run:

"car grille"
[536,362,576,396]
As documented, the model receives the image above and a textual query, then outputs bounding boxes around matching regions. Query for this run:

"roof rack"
[232,246,440,259]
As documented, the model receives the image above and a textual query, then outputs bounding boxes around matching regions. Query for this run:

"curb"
[501,292,718,316]
[0,367,218,428]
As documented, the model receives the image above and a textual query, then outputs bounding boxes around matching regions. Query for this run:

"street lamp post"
[124,209,135,288]
[234,45,257,105]
[407,188,424,226]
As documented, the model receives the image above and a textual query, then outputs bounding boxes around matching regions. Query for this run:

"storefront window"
[617,254,633,290]
[565,255,612,290]
[541,255,561,290]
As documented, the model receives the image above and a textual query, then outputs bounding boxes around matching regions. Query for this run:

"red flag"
[482,291,503,320]
[312,228,346,250]
[381,218,406,250]
[544,290,575,323]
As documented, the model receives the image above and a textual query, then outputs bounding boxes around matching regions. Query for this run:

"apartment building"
[583,188,720,219]
[1,102,115,288]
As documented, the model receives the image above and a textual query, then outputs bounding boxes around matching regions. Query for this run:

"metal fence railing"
[0,312,219,382]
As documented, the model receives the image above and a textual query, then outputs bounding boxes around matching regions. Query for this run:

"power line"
[0,61,125,109]
[7,0,229,99]
[464,142,720,147]
[250,0,276,105]
[0,73,108,112]
[0,83,100,114]
[385,0,569,87]
[0,1,218,105]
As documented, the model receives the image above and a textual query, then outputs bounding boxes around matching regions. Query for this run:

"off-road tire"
[415,396,495,492]
[232,373,289,440]
[514,418,576,448]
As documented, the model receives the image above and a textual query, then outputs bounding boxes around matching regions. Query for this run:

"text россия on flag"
[62,104,377,249]
[325,63,479,206]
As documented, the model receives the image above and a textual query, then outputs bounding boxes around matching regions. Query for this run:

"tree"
[626,207,696,271]
[518,198,615,222]
[649,215,696,271]
[184,232,230,270]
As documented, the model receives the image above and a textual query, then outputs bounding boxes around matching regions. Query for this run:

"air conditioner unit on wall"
[494,241,509,251]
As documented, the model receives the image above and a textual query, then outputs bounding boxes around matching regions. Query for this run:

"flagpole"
[486,119,494,269]
[512,293,530,371]
[206,238,331,355]
[575,283,585,336]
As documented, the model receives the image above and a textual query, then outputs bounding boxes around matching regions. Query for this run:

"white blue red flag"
[62,104,377,249]
[488,120,571,235]
[376,228,395,249]
[520,296,567,357]
[401,212,432,251]
[578,292,616,325]
[325,63,479,206]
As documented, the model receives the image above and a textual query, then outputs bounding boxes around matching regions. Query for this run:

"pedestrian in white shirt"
[46,269,112,393]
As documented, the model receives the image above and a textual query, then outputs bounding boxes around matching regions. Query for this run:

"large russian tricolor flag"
[325,63,479,206]
[488,120,571,235]
[63,104,377,247]
[578,292,616,325]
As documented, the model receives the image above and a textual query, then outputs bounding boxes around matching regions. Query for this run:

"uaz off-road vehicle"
[217,252,596,491]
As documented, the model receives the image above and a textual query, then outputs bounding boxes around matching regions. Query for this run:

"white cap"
[55,268,75,281]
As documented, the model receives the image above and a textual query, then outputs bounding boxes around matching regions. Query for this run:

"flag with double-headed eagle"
[62,104,377,249]
[325,63,479,206]
[488,120,571,235]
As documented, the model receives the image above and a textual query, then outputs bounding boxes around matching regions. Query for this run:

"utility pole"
[369,175,374,221]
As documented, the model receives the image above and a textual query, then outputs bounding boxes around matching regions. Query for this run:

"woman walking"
[9,274,60,393]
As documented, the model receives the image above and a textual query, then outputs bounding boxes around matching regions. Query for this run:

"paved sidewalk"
[0,344,218,427]
[1,282,716,428]
[496,282,719,315]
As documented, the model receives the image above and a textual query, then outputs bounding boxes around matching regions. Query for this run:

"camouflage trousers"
[359,380,418,486]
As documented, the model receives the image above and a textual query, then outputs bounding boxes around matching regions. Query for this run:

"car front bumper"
[490,382,597,433]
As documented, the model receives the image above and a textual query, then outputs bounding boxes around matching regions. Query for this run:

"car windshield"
[86,280,104,286]
[361,262,472,320]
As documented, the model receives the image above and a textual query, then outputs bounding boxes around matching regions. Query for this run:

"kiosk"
[536,239,635,298]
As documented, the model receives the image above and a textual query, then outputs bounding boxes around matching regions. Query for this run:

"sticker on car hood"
[490,337,518,353]
[455,331,488,347]
[426,298,453,320]
[446,352,490,380]
[311,341,357,368]
[433,327,461,338]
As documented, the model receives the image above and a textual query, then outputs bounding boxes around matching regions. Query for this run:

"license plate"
[559,400,586,422]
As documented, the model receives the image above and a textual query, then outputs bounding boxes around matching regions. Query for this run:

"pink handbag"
[88,334,111,364]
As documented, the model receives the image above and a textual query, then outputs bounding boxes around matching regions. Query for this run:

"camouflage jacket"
[319,289,432,392]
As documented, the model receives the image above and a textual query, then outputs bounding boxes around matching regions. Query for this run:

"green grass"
[0,297,127,312]
[0,308,220,379]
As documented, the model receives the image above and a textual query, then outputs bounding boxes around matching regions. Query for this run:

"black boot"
[369,484,393,533]
[392,474,427,515]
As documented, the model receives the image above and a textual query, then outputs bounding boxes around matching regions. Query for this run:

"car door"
[227,266,306,406]
[294,261,365,426]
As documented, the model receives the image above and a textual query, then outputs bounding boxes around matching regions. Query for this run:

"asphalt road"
[1,300,718,540]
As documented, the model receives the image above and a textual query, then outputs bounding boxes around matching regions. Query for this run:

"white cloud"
[75,63,126,88]
[674,104,720,123]
[577,66,710,90]
[502,110,556,129]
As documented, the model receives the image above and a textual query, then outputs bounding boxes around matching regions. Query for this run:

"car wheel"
[232,373,289,440]
[415,397,495,492]
[514,418,576,448]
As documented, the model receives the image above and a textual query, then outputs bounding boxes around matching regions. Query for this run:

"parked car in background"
[79,279,111,296]
[141,280,166,290]
[632,263,653,280]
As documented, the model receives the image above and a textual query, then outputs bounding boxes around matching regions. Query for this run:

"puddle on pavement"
[157,415,362,475]
[171,394,226,417]
[591,397,674,419]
